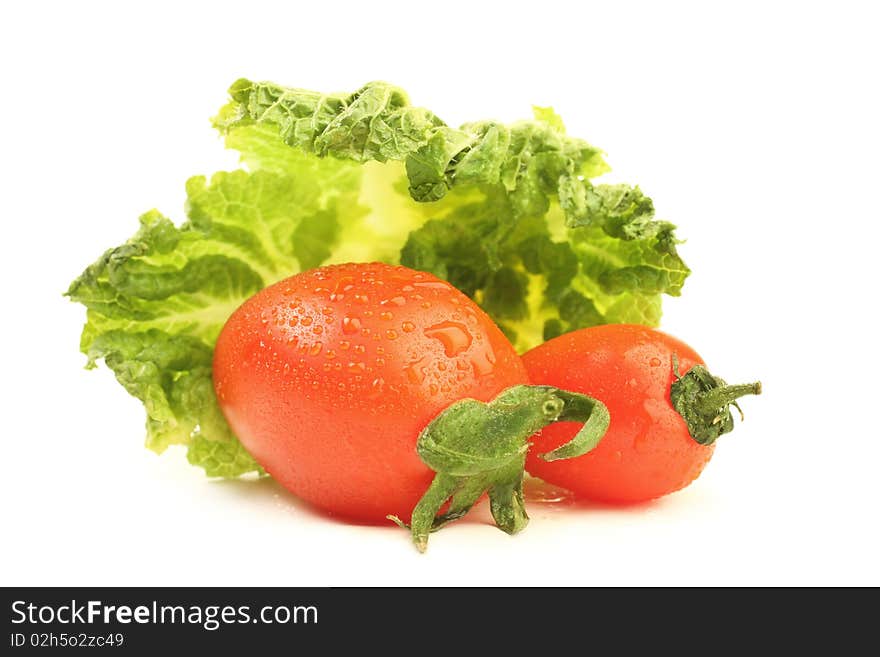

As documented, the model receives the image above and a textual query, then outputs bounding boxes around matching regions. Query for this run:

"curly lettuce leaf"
[221,80,688,349]
[66,148,368,475]
[69,79,690,477]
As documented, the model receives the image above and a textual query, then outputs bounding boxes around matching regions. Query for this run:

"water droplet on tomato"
[312,325,323,335]
[301,316,313,327]
[348,362,366,373]
[413,281,449,290]
[429,384,439,395]
[325,349,336,360]
[470,344,496,376]
[353,344,365,354]
[339,340,350,351]
[369,377,385,398]
[401,321,415,333]
[288,317,299,327]
[650,357,661,367]
[385,329,398,340]
[342,317,361,334]
[405,355,429,384]
[382,296,406,307]
[380,311,394,321]
[354,294,369,304]
[424,321,472,357]
[309,342,323,356]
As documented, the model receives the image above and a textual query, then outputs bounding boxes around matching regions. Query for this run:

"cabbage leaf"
[67,80,689,476]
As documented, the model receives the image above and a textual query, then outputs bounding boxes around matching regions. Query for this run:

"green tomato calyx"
[389,384,610,552]
[670,355,762,446]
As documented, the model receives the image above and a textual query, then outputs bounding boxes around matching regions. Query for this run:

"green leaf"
[67,152,368,475]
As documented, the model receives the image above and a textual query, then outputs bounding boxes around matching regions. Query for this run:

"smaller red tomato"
[523,324,760,504]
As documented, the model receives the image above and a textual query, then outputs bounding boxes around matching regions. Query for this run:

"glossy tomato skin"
[213,263,526,523]
[523,324,713,504]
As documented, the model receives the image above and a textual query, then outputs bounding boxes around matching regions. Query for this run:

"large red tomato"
[213,262,527,523]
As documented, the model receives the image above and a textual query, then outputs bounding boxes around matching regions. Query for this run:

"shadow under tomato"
[206,475,342,522]
[207,472,677,535]
[206,476,440,529]
[522,475,670,514]
[207,475,510,531]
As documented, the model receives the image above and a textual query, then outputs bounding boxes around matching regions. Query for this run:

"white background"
[2,1,878,586]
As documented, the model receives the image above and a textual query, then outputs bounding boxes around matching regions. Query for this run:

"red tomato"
[213,263,527,523]
[523,324,718,504]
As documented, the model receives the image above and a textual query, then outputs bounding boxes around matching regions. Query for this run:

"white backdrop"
[2,0,877,586]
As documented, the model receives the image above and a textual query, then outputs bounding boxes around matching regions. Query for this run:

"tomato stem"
[671,357,762,445]
[695,381,762,417]
[390,384,610,552]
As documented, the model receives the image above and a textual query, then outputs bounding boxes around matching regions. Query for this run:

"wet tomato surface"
[213,263,527,522]
[523,324,713,504]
